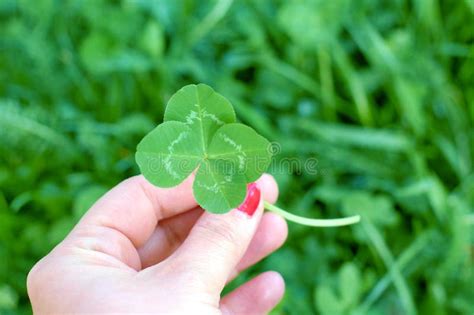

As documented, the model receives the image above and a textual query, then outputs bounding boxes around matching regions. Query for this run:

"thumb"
[173,183,263,294]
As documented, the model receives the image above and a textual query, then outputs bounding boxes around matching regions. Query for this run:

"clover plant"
[136,84,360,227]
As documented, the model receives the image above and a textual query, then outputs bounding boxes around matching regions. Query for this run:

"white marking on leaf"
[164,132,188,179]
[219,133,247,171]
[197,177,235,195]
[185,104,225,126]
[197,181,219,193]
[237,155,245,170]
[185,110,200,124]
[202,110,224,125]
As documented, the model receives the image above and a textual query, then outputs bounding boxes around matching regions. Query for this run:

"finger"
[138,211,287,270]
[167,195,263,293]
[167,177,277,294]
[220,271,285,315]
[228,212,287,282]
[63,174,198,270]
[138,207,203,268]
[256,173,279,204]
[138,174,281,268]
[176,185,263,293]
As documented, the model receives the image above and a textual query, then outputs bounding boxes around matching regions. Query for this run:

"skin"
[27,173,288,314]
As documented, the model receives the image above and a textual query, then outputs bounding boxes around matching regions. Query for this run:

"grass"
[0,0,473,314]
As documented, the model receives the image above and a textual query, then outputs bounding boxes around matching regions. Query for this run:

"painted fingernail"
[237,183,261,217]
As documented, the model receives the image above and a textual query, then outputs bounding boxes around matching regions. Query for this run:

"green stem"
[264,201,361,227]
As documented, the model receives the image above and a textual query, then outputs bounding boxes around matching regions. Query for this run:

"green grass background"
[1,0,473,314]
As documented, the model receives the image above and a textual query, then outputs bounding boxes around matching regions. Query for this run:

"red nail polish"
[237,183,261,217]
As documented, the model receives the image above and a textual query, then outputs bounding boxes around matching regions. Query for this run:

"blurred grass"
[0,0,473,314]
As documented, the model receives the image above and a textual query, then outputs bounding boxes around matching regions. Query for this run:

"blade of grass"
[188,0,234,45]
[333,43,373,126]
[318,47,336,121]
[0,100,73,150]
[259,54,356,114]
[259,54,322,100]
[358,230,434,312]
[295,118,412,152]
[363,220,417,315]
[275,137,399,176]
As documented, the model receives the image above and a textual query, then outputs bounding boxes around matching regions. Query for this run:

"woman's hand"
[27,174,287,314]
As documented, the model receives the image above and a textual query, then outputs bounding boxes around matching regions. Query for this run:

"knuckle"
[194,218,240,250]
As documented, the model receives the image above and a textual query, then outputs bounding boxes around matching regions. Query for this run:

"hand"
[27,174,288,314]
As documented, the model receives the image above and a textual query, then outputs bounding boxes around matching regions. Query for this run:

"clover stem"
[264,201,361,227]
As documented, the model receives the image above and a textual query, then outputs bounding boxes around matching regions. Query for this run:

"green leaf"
[278,0,348,47]
[315,285,345,315]
[194,159,247,214]
[139,21,164,58]
[342,192,398,227]
[339,263,362,307]
[192,123,272,213]
[0,285,18,310]
[136,121,202,187]
[208,123,272,182]
[164,84,236,155]
[341,192,398,243]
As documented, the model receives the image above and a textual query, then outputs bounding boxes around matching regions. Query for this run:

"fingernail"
[237,183,261,217]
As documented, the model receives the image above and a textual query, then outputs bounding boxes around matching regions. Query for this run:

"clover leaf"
[164,83,237,153]
[194,123,273,212]
[135,121,202,188]
[136,83,361,225]
[136,84,271,213]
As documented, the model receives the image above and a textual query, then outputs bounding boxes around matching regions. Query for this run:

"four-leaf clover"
[136,83,360,226]
[136,84,272,213]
